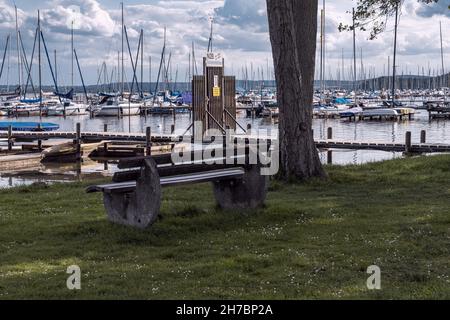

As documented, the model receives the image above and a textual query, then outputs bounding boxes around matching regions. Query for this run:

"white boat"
[313,105,340,117]
[261,106,279,118]
[0,101,17,116]
[339,107,363,118]
[362,109,399,117]
[11,103,42,117]
[93,98,142,117]
[46,101,88,116]
[394,107,415,116]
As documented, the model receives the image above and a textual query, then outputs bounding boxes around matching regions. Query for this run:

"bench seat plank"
[87,168,245,194]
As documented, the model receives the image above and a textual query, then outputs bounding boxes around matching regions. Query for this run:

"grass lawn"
[0,155,449,299]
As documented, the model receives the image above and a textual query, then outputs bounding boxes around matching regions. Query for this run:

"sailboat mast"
[121,2,124,95]
[341,48,344,88]
[141,29,144,97]
[388,56,391,92]
[192,41,198,75]
[392,2,399,105]
[320,9,324,101]
[360,47,364,91]
[71,21,74,88]
[54,49,57,86]
[207,18,214,53]
[441,21,446,101]
[440,21,445,77]
[15,5,21,93]
[0,35,10,83]
[38,10,42,109]
[117,51,120,92]
[352,7,357,104]
[322,0,326,95]
[149,55,151,93]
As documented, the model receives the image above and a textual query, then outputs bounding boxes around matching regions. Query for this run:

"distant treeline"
[1,73,449,94]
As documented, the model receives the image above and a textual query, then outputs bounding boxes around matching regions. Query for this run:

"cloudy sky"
[0,0,448,86]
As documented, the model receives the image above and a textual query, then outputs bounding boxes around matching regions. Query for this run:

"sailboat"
[91,3,143,118]
[45,90,88,116]
[91,93,141,117]
[46,100,88,116]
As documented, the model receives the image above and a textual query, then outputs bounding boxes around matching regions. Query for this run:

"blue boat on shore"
[0,122,60,132]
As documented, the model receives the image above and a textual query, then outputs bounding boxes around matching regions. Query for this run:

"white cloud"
[42,0,117,37]
[0,0,448,86]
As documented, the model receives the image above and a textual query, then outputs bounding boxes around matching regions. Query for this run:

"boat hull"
[47,105,88,117]
[94,104,141,117]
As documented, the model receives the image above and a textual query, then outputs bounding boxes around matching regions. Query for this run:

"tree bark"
[267,0,326,180]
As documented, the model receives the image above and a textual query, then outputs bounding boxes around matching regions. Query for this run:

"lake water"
[0,109,448,188]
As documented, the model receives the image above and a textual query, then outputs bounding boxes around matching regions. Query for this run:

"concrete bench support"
[103,159,161,229]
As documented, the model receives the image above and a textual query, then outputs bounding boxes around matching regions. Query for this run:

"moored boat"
[0,121,60,131]
[362,109,399,117]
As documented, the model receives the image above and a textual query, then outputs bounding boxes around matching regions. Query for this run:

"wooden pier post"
[327,149,333,165]
[327,127,333,165]
[146,127,152,156]
[171,124,175,134]
[75,123,82,161]
[103,124,108,154]
[327,127,333,140]
[37,124,42,151]
[405,131,412,153]
[420,130,426,144]
[7,125,12,152]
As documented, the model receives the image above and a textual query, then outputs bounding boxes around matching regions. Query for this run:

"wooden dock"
[317,127,450,156]
[1,127,449,166]
[428,108,450,119]
[316,140,450,153]
[0,130,179,143]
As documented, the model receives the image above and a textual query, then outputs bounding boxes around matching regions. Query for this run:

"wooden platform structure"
[428,106,450,119]
[1,129,449,154]
[316,140,450,153]
[1,123,449,171]
[317,127,450,164]
[192,52,239,137]
[0,130,178,143]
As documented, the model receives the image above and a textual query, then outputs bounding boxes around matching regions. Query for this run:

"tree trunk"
[267,0,326,180]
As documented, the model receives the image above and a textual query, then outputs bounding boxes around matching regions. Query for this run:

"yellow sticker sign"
[213,87,221,97]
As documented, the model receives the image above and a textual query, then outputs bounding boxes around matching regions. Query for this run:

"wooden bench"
[87,149,268,229]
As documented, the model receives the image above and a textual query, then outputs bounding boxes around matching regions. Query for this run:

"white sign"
[206,52,223,67]
[214,75,219,87]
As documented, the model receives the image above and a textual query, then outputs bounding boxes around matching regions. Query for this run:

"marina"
[0,0,449,302]
[0,1,448,191]
[0,106,449,188]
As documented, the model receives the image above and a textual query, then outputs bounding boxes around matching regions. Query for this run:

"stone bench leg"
[213,164,268,210]
[103,158,161,229]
